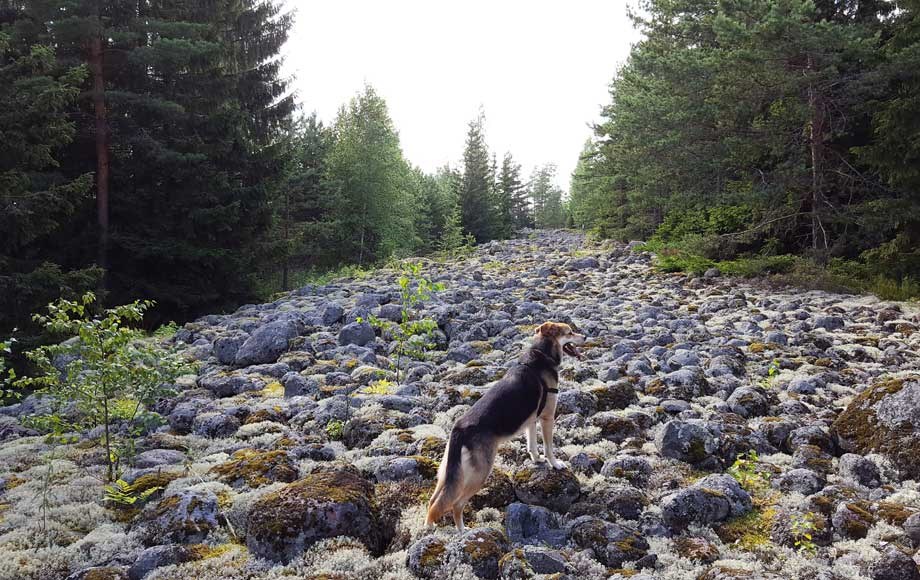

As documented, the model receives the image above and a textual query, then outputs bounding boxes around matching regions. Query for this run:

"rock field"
[1,230,920,579]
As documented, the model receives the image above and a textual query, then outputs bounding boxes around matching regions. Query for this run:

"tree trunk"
[807,54,828,255]
[89,35,110,276]
[282,189,290,291]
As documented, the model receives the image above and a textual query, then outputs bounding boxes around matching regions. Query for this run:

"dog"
[425,321,586,530]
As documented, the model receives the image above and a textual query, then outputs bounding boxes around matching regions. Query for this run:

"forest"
[570,0,920,300]
[0,0,567,356]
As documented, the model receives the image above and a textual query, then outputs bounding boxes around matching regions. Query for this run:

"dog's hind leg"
[452,504,465,531]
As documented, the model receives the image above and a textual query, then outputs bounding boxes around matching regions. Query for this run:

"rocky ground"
[1,230,920,580]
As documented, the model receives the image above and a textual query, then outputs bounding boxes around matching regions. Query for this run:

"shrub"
[14,293,192,481]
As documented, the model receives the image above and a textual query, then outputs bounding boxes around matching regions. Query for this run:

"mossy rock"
[66,567,129,580]
[210,448,298,488]
[471,468,516,510]
[513,466,581,513]
[450,527,510,579]
[243,408,285,425]
[406,536,448,578]
[831,376,920,479]
[245,468,385,563]
[675,536,720,563]
[139,489,220,544]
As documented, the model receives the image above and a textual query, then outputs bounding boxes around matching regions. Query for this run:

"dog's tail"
[425,426,464,526]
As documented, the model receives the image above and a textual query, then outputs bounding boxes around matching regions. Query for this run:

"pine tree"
[458,112,496,242]
[0,7,100,347]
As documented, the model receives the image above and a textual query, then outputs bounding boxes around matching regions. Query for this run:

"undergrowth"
[642,240,920,302]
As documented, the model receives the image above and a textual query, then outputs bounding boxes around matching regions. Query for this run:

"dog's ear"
[535,322,560,337]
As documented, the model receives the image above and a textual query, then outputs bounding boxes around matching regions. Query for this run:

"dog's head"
[535,321,586,359]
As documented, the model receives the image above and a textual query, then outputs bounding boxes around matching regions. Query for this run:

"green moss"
[129,471,181,495]
[715,507,777,552]
[210,449,297,488]
[419,541,446,567]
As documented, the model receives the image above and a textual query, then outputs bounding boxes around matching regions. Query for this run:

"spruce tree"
[495,152,524,238]
[0,7,100,347]
[458,112,496,242]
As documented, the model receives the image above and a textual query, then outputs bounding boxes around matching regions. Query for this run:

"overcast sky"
[284,1,639,190]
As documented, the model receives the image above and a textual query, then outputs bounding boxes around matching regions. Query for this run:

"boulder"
[504,502,567,547]
[661,474,751,530]
[569,516,649,567]
[512,466,581,513]
[210,449,298,488]
[128,545,193,580]
[235,319,302,366]
[448,527,510,579]
[656,419,720,467]
[246,469,385,563]
[406,535,448,578]
[139,489,220,544]
[338,321,375,346]
[832,376,920,479]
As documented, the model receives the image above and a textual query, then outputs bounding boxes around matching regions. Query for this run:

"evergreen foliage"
[573,0,920,292]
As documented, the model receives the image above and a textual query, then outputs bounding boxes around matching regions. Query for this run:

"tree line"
[1,0,566,356]
[569,0,920,296]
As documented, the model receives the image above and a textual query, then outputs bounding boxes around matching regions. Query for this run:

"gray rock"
[662,367,710,400]
[869,548,920,580]
[338,321,375,346]
[317,302,344,325]
[904,512,920,546]
[726,386,772,418]
[600,456,653,486]
[405,536,447,578]
[512,466,581,513]
[167,402,199,434]
[773,468,826,495]
[134,449,186,469]
[192,412,240,438]
[128,545,192,580]
[139,489,220,544]
[505,502,568,547]
[281,372,318,398]
[569,516,649,567]
[661,474,751,530]
[569,257,600,270]
[814,315,845,331]
[656,420,720,467]
[212,333,248,365]
[500,547,569,576]
[449,527,510,579]
[787,374,825,394]
[838,453,882,488]
[198,374,256,398]
[235,319,303,366]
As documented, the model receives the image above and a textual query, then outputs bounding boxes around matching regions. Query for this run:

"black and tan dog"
[426,321,586,529]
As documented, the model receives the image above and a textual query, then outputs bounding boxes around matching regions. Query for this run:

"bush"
[14,293,193,481]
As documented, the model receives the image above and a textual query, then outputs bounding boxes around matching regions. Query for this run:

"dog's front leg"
[540,417,566,470]
[526,421,544,464]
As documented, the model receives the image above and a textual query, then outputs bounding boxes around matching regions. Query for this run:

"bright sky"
[283,1,639,190]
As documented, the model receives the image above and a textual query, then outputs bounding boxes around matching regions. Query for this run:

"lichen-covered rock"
[660,367,710,400]
[192,411,240,438]
[66,567,129,580]
[198,374,257,398]
[661,474,752,530]
[213,332,248,365]
[470,468,515,510]
[838,453,882,488]
[139,489,220,544]
[869,547,920,580]
[504,502,568,547]
[656,419,720,468]
[772,468,826,495]
[832,376,920,479]
[600,455,653,486]
[674,536,720,563]
[245,468,384,563]
[406,535,448,578]
[338,321,375,346]
[832,500,875,539]
[905,512,920,546]
[512,465,580,513]
[281,371,318,398]
[210,449,298,488]
[373,456,438,483]
[134,449,186,469]
[448,527,510,579]
[128,545,193,580]
[569,515,649,568]
[235,319,303,366]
